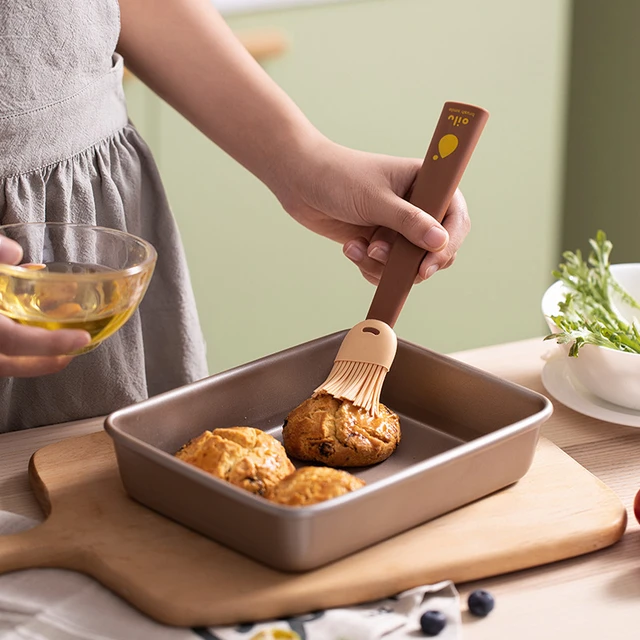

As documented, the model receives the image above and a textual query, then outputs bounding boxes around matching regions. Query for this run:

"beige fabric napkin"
[0,511,461,640]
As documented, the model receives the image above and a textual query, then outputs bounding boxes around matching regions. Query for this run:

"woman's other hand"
[0,237,90,377]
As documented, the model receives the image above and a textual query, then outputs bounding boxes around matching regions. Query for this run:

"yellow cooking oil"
[0,262,141,353]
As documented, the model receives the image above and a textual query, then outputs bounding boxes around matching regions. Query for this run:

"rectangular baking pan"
[104,330,552,572]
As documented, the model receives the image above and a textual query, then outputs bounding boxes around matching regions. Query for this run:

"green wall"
[126,0,571,374]
[561,0,640,264]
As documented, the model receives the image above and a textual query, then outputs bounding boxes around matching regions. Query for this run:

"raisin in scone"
[175,426,295,496]
[267,466,365,506]
[282,392,400,467]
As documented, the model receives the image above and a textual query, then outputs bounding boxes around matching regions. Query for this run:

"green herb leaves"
[544,231,640,356]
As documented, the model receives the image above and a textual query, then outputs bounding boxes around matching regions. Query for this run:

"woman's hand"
[116,0,470,285]
[0,237,90,377]
[275,140,470,285]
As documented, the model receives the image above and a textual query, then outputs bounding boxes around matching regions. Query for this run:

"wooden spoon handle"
[366,101,489,328]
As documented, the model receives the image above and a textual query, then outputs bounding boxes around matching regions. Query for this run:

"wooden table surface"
[1,337,639,639]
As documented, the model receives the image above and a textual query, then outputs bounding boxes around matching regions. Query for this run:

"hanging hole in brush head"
[331,320,398,371]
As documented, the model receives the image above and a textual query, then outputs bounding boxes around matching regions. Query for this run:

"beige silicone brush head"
[314,101,490,415]
[314,319,397,414]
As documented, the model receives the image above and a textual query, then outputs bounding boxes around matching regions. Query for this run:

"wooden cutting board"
[0,431,626,627]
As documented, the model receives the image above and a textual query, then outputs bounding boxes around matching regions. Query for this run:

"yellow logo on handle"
[251,630,301,640]
[432,134,458,160]
[448,114,470,126]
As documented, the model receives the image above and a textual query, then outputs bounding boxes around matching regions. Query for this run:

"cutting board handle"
[0,454,74,573]
[0,525,63,572]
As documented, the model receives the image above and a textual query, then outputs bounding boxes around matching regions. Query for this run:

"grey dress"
[0,0,209,431]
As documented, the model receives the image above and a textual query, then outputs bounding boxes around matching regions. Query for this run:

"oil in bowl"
[0,261,149,353]
[0,223,156,355]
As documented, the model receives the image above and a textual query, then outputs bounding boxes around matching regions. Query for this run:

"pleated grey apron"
[0,0,209,431]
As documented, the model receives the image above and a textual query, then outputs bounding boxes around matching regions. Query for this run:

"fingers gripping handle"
[366,101,489,328]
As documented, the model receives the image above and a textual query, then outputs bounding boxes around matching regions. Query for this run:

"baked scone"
[282,392,401,467]
[175,427,295,496]
[267,466,366,506]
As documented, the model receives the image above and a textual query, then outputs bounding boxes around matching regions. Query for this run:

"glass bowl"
[0,222,157,355]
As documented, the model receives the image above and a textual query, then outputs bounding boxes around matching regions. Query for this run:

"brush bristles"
[314,360,389,415]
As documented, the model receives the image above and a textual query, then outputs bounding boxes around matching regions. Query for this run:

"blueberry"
[419,610,447,636]
[467,589,495,617]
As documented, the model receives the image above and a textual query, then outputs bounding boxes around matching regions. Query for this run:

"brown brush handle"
[366,101,489,328]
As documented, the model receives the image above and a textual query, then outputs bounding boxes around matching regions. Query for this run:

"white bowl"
[541,263,640,411]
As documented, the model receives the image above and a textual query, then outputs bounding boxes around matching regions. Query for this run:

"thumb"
[0,236,23,265]
[366,194,449,252]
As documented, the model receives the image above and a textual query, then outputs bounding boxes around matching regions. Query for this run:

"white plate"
[541,356,640,428]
